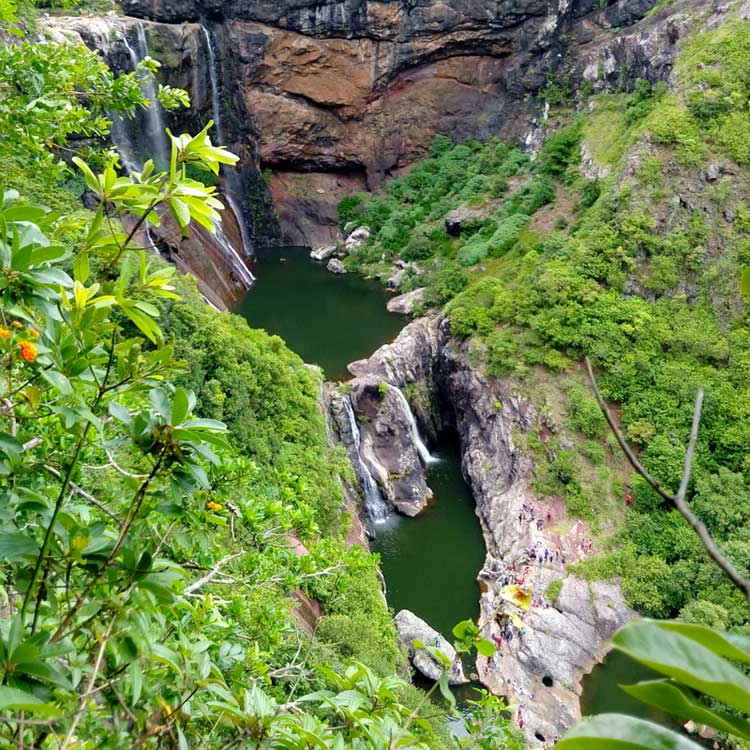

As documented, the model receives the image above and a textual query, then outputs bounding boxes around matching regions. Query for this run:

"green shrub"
[538,123,583,177]
[489,214,529,256]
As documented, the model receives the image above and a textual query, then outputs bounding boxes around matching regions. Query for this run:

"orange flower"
[19,341,37,363]
[10,321,22,329]
[29,328,40,337]
[0,329,9,339]
[207,501,224,511]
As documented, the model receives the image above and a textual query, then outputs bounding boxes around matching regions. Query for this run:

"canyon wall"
[345,316,633,746]
[114,0,698,247]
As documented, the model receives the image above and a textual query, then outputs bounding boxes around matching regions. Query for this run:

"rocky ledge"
[395,609,468,686]
[345,316,634,746]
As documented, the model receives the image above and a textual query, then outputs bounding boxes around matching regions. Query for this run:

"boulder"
[311,244,337,262]
[387,288,426,315]
[345,225,370,253]
[386,262,421,290]
[444,203,492,236]
[326,258,347,275]
[395,610,468,685]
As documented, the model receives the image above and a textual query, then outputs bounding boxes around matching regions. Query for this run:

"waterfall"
[201,25,225,138]
[391,387,438,465]
[110,31,141,174]
[343,397,390,525]
[200,23,254,260]
[212,220,256,287]
[134,22,170,169]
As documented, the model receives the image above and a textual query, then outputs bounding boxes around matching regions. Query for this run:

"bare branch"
[43,465,122,524]
[184,550,246,595]
[585,357,750,602]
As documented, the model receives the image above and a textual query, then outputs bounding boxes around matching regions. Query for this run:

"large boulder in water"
[326,258,347,274]
[395,610,468,685]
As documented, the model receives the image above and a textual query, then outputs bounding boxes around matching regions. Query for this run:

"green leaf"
[475,638,496,657]
[0,533,38,562]
[655,620,750,663]
[741,266,750,297]
[613,620,750,712]
[74,251,90,284]
[437,672,456,708]
[452,620,478,641]
[170,387,190,425]
[122,305,160,344]
[556,714,704,750]
[622,680,750,741]
[72,157,101,195]
[0,686,61,717]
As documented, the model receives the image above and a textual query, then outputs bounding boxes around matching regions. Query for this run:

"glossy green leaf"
[654,620,750,663]
[475,638,496,657]
[0,686,61,717]
[557,713,704,750]
[437,672,455,708]
[171,387,190,426]
[613,620,750,711]
[622,679,750,740]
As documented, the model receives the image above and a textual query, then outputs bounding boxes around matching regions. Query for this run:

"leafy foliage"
[559,619,750,749]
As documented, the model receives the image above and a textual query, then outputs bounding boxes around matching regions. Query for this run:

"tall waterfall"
[391,386,438,465]
[110,32,141,174]
[343,397,390,525]
[134,23,170,169]
[200,24,254,260]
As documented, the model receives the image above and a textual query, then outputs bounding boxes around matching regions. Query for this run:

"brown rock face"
[115,0,697,246]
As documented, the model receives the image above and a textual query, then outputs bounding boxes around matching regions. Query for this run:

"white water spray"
[135,22,170,169]
[391,386,438,465]
[343,397,390,524]
[201,23,254,261]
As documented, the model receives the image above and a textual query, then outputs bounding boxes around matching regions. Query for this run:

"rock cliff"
[112,0,701,247]
[347,316,634,745]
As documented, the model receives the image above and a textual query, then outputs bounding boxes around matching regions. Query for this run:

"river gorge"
[38,0,735,745]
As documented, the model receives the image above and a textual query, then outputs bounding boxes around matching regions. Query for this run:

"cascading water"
[211,219,256,287]
[391,387,438,465]
[110,31,141,174]
[343,397,390,525]
[200,24,254,261]
[134,22,170,169]
[108,23,169,172]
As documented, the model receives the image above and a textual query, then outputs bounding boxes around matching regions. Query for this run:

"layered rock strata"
[116,0,707,247]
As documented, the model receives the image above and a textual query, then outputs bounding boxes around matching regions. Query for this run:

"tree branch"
[184,551,246,595]
[43,465,122,524]
[585,357,750,602]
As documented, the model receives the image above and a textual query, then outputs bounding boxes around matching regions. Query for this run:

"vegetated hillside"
[0,5,511,748]
[341,9,750,628]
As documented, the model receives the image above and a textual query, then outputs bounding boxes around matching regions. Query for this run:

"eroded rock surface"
[395,609,468,685]
[387,288,426,315]
[113,0,710,245]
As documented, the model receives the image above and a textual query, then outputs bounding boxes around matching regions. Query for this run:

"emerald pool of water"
[581,650,682,730]
[372,430,487,640]
[235,247,406,380]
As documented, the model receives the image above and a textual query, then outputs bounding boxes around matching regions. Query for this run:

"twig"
[43,465,122,524]
[60,618,115,750]
[585,357,750,601]
[184,551,246,595]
